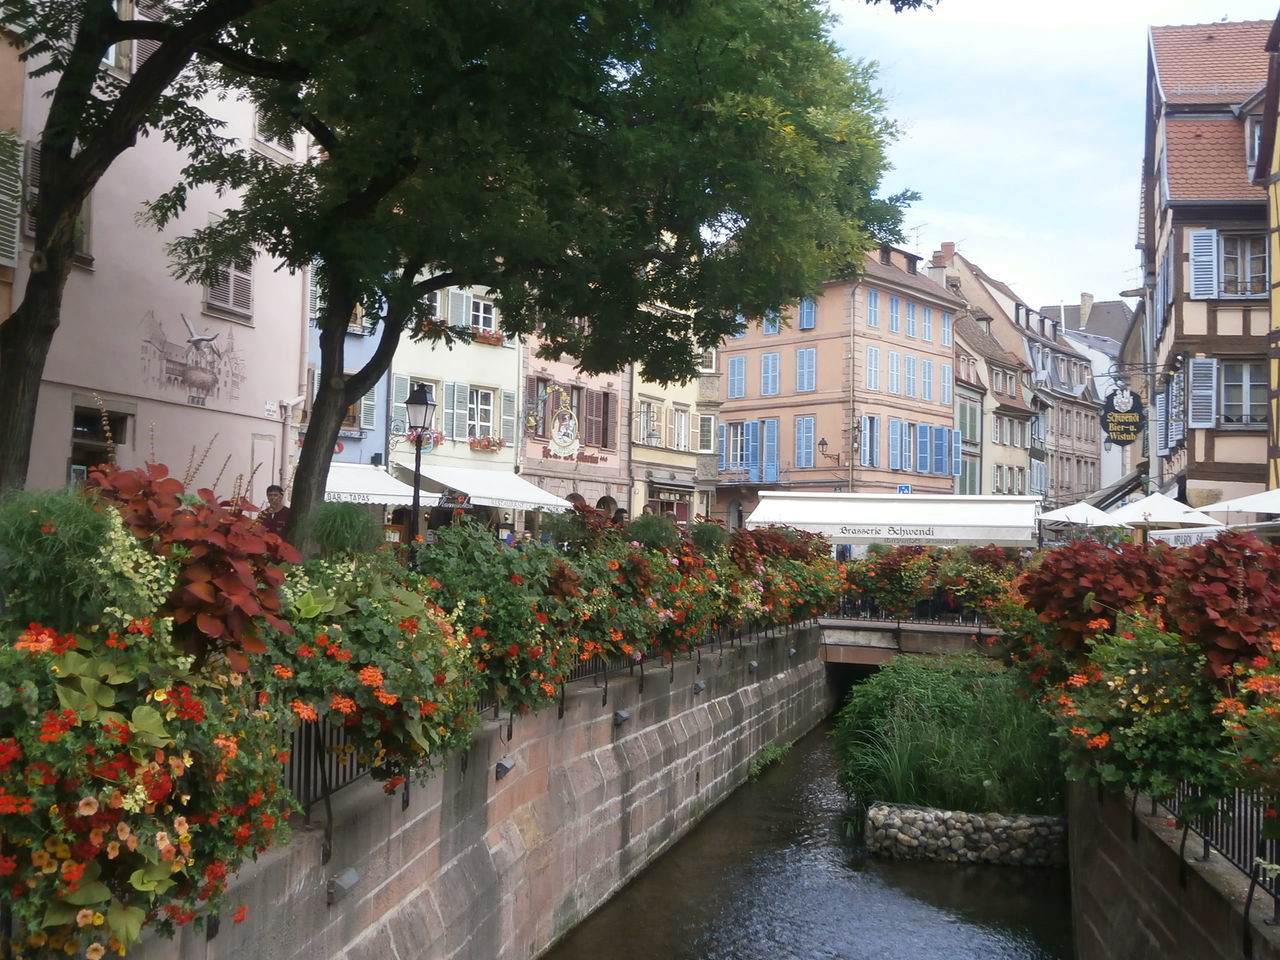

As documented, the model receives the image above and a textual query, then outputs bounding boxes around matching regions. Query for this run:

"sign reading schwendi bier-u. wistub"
[1100,388,1145,446]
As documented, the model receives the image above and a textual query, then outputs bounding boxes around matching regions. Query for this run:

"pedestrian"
[259,484,291,537]
[612,508,629,525]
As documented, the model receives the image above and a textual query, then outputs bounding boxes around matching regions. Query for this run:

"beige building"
[953,316,1035,496]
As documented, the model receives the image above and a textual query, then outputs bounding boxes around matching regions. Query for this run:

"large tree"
[151,0,913,538]
[0,0,311,490]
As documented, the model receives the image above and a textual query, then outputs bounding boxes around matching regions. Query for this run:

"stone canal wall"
[864,802,1066,866]
[131,626,834,960]
[1068,784,1280,960]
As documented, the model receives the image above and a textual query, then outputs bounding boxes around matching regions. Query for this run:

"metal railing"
[832,594,992,628]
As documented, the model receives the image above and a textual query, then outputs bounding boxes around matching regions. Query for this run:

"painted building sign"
[1100,388,1145,446]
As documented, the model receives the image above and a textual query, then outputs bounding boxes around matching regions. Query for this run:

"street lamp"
[405,384,437,558]
[817,437,841,466]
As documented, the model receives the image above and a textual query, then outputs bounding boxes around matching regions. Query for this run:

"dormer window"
[1247,115,1263,167]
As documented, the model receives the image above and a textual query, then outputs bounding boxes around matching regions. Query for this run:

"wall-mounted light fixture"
[327,867,361,906]
[495,756,516,780]
[817,437,841,466]
[747,660,759,673]
[613,710,631,727]
[692,681,706,694]
[788,647,797,657]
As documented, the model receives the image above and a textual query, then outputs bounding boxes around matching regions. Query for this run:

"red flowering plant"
[263,551,480,790]
[933,546,1014,617]
[856,545,937,620]
[552,536,658,664]
[1035,611,1233,823]
[0,492,292,958]
[412,521,568,716]
[1216,633,1280,835]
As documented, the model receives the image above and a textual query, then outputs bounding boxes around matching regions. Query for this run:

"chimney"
[941,241,955,259]
[1079,293,1093,331]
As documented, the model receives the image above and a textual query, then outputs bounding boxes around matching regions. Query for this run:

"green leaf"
[41,900,78,928]
[55,683,95,718]
[128,861,172,892]
[53,650,92,677]
[129,705,172,746]
[108,901,146,946]
[61,880,112,905]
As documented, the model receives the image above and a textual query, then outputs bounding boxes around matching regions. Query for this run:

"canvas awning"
[391,457,569,512]
[1109,492,1223,530]
[1038,502,1129,528]
[324,462,421,506]
[745,492,1040,546]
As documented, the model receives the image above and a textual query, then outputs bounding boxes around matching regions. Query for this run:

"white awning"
[390,457,570,512]
[324,462,421,506]
[745,491,1040,546]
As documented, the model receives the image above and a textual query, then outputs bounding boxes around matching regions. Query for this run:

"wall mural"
[140,312,245,406]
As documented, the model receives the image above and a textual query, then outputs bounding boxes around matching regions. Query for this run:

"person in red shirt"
[259,484,291,538]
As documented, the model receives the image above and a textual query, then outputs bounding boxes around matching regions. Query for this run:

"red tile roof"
[1164,115,1264,202]
[1151,20,1271,105]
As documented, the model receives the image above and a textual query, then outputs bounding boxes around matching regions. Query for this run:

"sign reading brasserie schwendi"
[1101,388,1144,446]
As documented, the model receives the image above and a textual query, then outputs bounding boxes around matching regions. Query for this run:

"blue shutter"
[951,429,962,477]
[889,419,902,470]
[746,420,761,482]
[917,423,930,473]
[867,290,879,327]
[933,427,948,474]
[762,419,778,482]
[728,356,745,398]
[859,415,871,466]
[797,348,816,392]
[1188,229,1219,299]
[922,306,933,342]
[718,424,726,470]
[799,297,816,330]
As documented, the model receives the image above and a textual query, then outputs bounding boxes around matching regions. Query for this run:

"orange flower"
[1086,733,1110,749]
[1086,618,1110,631]
[289,700,319,722]
[272,664,293,679]
[1215,698,1247,716]
[373,689,398,706]
[358,666,385,688]
[330,694,357,715]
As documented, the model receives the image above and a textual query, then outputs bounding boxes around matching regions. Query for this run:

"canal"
[543,722,1073,960]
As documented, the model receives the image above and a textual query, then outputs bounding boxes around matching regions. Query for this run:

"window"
[727,356,746,398]
[470,298,496,332]
[729,314,747,339]
[206,249,254,319]
[24,142,91,257]
[922,306,934,342]
[391,375,436,436]
[796,348,816,392]
[890,420,916,471]
[762,311,780,335]
[795,416,815,468]
[866,290,880,327]
[0,132,19,268]
[958,458,979,495]
[798,297,816,330]
[70,402,131,479]
[904,355,917,398]
[1248,114,1264,166]
[941,364,952,405]
[1222,360,1267,425]
[941,311,953,346]
[468,388,494,438]
[583,389,618,448]
[253,106,295,157]
[760,352,780,396]
[672,407,691,451]
[866,346,880,391]
[698,348,717,373]
[697,414,716,453]
[859,415,881,467]
[761,418,779,482]
[1189,229,1268,298]
[905,302,917,337]
[959,401,980,443]
[887,351,901,395]
[921,359,933,401]
[916,424,931,473]
[726,422,747,469]
[888,296,901,333]
[638,400,662,445]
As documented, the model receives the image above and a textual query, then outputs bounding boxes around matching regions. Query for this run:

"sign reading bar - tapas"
[1101,388,1145,446]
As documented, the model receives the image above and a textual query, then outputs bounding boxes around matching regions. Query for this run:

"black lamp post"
[405,384,437,559]
[817,437,840,466]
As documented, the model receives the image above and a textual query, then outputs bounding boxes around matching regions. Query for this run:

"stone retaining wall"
[128,626,834,960]
[864,802,1066,866]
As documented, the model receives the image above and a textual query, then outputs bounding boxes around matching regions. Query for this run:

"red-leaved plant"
[87,463,300,670]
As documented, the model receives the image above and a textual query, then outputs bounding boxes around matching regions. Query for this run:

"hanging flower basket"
[468,436,505,452]
[471,329,505,346]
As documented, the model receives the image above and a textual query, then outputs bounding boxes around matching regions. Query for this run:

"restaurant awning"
[390,457,570,512]
[324,462,422,506]
[746,492,1040,546]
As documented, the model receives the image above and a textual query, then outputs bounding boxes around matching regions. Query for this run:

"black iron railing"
[832,595,992,628]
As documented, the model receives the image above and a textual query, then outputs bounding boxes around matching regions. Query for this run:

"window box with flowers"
[468,435,506,452]
[471,329,505,347]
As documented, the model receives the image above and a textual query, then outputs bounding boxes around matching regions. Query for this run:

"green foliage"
[688,521,729,556]
[624,513,681,553]
[304,502,383,557]
[833,653,1063,815]
[748,739,793,780]
[0,488,117,632]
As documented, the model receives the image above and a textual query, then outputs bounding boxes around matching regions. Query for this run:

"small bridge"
[818,616,996,666]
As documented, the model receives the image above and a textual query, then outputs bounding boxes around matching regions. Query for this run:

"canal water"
[543,722,1073,960]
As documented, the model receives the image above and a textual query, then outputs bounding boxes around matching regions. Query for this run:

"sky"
[827,0,1280,313]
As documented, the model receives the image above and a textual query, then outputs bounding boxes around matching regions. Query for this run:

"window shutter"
[604,391,618,449]
[501,390,516,445]
[888,351,900,394]
[448,289,470,325]
[584,389,603,447]
[230,255,253,314]
[888,419,902,470]
[917,423,930,473]
[390,374,410,436]
[445,381,470,440]
[859,415,871,466]
[745,420,761,482]
[902,423,913,471]
[1156,391,1169,456]
[921,359,933,401]
[951,429,962,477]
[308,262,323,324]
[866,346,879,391]
[359,388,377,430]
[524,376,541,435]
[718,423,727,471]
[868,417,880,467]
[762,419,778,482]
[667,405,677,447]
[933,427,948,474]
[22,142,39,236]
[131,1,162,70]
[1187,357,1218,429]
[1188,229,1219,299]
[0,134,18,267]
[310,367,322,408]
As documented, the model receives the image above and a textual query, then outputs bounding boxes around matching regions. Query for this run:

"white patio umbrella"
[1038,502,1130,528]
[1195,487,1280,515]
[1109,492,1223,530]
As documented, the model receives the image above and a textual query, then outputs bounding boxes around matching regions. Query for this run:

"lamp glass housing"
[405,384,436,431]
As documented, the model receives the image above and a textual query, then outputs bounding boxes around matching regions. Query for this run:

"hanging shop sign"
[1100,388,1145,446]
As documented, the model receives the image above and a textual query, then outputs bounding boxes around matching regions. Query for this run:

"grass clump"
[748,739,793,780]
[832,652,1062,815]
[305,502,384,557]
